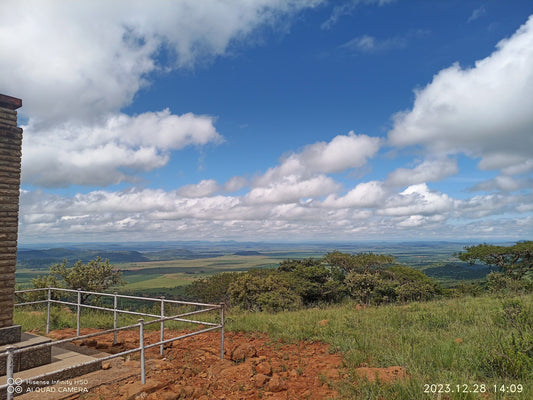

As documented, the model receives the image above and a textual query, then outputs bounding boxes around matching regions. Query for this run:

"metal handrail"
[2,288,225,399]
[16,287,217,307]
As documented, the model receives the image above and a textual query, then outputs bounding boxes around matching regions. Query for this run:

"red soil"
[48,328,344,399]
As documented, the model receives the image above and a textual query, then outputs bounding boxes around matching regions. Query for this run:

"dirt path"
[46,328,344,400]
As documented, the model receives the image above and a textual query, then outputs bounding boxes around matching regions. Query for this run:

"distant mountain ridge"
[16,247,223,269]
[16,248,149,269]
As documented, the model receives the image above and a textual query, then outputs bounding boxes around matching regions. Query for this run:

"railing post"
[160,297,165,356]
[46,287,51,334]
[76,288,81,336]
[113,292,118,345]
[6,346,14,400]
[139,319,146,384]
[220,303,225,360]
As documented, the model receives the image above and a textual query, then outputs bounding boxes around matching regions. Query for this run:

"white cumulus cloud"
[21,110,222,187]
[177,180,221,198]
[256,132,381,187]
[322,181,386,208]
[388,15,533,175]
[379,184,454,217]
[246,175,340,204]
[387,158,458,187]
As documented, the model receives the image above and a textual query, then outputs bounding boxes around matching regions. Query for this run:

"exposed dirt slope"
[48,328,343,400]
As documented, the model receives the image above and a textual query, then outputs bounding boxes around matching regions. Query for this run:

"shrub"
[228,269,301,312]
[483,299,533,378]
[486,271,533,294]
[345,265,440,305]
[280,259,346,305]
[345,272,383,305]
[185,272,240,304]
[387,265,440,302]
[454,281,484,297]
[395,281,438,302]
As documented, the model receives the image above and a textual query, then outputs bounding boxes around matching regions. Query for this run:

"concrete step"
[15,357,140,400]
[0,333,52,375]
[1,335,109,399]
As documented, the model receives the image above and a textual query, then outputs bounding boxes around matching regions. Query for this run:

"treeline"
[185,251,441,311]
[186,242,533,311]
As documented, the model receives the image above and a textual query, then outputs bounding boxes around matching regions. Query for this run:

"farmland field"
[119,255,280,290]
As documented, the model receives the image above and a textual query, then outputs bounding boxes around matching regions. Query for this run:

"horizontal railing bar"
[95,307,159,319]
[40,287,78,293]
[48,299,111,310]
[57,302,218,321]
[110,293,220,308]
[169,318,219,326]
[14,287,48,293]
[45,300,217,320]
[48,299,161,318]
[15,287,222,309]
[144,316,218,327]
[147,306,220,324]
[156,298,222,308]
[144,326,222,350]
[68,288,221,308]
[14,300,48,307]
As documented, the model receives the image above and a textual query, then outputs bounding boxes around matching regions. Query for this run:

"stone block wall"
[0,94,22,334]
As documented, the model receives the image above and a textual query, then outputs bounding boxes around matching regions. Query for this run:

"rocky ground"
[44,325,407,400]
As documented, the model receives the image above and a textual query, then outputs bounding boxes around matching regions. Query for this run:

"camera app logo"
[7,378,23,394]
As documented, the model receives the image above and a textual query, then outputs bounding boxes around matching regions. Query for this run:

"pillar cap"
[0,94,22,110]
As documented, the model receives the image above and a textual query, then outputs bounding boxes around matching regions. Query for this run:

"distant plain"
[15,241,500,292]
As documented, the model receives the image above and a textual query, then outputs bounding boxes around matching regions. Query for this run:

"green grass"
[121,254,281,272]
[121,272,197,289]
[227,294,533,400]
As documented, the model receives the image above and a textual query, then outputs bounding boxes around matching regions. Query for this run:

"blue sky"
[1,0,532,243]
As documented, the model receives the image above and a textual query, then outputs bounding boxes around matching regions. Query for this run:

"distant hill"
[16,247,225,269]
[16,248,149,269]
[143,249,224,261]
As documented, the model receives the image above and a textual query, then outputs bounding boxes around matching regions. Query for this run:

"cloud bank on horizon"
[1,0,532,243]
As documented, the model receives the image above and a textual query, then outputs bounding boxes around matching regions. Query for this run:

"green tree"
[33,257,124,302]
[280,259,346,305]
[486,271,533,294]
[324,251,395,274]
[228,269,301,312]
[345,265,440,305]
[387,265,441,302]
[185,272,239,303]
[345,272,383,305]
[456,241,533,280]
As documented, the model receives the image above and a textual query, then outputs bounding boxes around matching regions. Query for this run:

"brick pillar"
[0,93,23,345]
